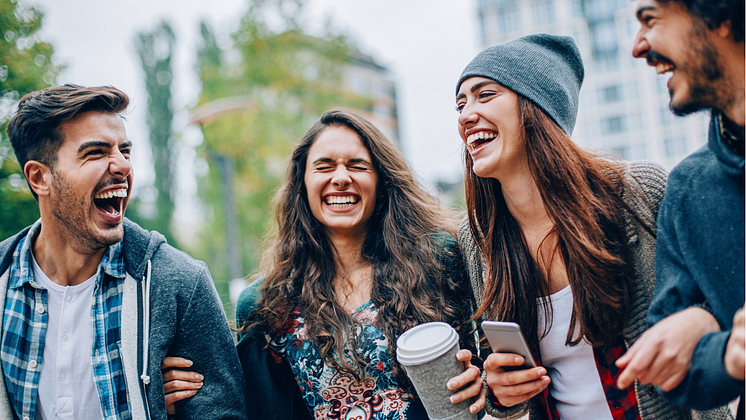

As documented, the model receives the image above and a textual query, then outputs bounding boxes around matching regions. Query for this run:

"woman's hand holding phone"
[483,352,550,407]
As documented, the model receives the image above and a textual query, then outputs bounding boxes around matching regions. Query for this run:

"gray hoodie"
[0,219,247,420]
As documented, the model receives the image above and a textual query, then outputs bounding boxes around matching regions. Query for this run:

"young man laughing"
[0,85,247,420]
[617,0,744,417]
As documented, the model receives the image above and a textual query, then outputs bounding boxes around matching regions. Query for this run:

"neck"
[33,221,105,287]
[498,167,552,231]
[326,231,367,276]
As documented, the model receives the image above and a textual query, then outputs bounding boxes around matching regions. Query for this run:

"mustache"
[646,49,674,67]
[93,178,129,195]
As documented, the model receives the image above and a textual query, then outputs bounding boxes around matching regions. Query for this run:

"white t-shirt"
[31,253,103,420]
[537,286,613,420]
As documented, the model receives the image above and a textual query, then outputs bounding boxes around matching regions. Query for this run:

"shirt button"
[66,295,73,303]
[28,360,37,369]
[60,374,66,381]
[61,333,68,342]
[23,417,30,420]
[35,305,45,314]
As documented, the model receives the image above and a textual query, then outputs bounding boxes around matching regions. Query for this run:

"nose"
[331,165,351,188]
[109,149,132,180]
[457,101,478,131]
[631,29,649,59]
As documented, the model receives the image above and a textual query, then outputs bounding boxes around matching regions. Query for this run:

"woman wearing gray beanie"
[455,34,732,420]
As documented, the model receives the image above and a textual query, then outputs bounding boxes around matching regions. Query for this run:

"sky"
[32,0,480,223]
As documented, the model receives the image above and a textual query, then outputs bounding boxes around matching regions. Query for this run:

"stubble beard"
[50,171,123,253]
[669,21,729,116]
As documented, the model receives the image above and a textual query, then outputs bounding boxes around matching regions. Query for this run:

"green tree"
[190,0,370,313]
[0,0,60,240]
[133,20,179,246]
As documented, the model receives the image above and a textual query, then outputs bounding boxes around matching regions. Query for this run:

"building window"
[597,84,623,104]
[664,135,687,158]
[585,0,615,20]
[571,0,583,17]
[590,20,617,52]
[659,106,674,126]
[611,144,631,160]
[497,7,521,34]
[533,1,556,26]
[601,115,627,134]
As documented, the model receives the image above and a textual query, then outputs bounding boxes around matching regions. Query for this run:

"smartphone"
[481,321,537,370]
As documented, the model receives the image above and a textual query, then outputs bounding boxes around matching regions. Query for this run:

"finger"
[497,376,549,407]
[164,379,204,394]
[163,369,204,383]
[658,369,687,392]
[447,365,480,390]
[162,356,193,370]
[449,371,483,403]
[165,388,200,405]
[615,340,640,367]
[469,385,487,414]
[617,346,656,389]
[455,349,473,362]
[488,366,546,388]
[483,352,526,371]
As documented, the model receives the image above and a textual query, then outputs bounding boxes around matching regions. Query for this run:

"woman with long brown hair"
[162,109,486,419]
[454,34,730,420]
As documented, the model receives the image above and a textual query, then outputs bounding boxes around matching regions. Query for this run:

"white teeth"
[466,131,497,145]
[94,189,127,200]
[655,63,675,75]
[325,196,357,206]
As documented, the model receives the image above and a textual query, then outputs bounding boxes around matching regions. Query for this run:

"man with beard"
[615,0,744,417]
[0,85,247,420]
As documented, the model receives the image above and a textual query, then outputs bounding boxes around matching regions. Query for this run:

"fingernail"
[470,406,476,414]
[538,368,546,376]
[195,374,204,380]
[515,356,522,363]
[447,380,455,389]
[197,382,203,388]
[186,359,193,366]
[450,395,457,403]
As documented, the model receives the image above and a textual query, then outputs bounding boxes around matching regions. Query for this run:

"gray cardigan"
[0,219,247,420]
[459,161,731,420]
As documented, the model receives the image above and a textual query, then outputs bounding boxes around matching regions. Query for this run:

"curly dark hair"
[665,0,744,41]
[242,108,473,398]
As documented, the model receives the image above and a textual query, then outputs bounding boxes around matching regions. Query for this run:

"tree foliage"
[133,20,179,246]
[0,0,59,241]
[190,0,370,311]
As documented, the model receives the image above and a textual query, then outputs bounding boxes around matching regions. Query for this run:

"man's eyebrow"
[77,140,112,153]
[636,5,655,20]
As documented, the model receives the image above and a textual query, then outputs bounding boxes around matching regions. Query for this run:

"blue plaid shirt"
[1,220,131,420]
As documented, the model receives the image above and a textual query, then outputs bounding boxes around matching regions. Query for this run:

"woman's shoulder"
[236,276,266,326]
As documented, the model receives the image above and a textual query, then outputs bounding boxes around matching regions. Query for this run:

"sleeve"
[650,187,743,409]
[171,264,248,420]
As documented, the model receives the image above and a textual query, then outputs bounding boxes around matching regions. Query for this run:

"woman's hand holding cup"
[483,352,550,407]
[447,349,486,414]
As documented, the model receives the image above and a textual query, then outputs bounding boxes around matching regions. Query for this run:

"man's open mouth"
[94,189,127,216]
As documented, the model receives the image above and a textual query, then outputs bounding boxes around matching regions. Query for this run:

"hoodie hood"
[709,110,745,180]
[122,218,166,280]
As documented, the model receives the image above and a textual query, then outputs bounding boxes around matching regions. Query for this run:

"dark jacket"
[650,110,745,410]
[0,218,248,420]
[234,232,475,420]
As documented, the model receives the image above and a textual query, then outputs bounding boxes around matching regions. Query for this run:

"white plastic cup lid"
[396,322,459,365]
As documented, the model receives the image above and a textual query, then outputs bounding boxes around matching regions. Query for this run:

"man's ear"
[714,19,733,39]
[24,160,52,197]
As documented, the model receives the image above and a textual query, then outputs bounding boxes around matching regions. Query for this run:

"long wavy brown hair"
[466,96,639,347]
[242,109,472,396]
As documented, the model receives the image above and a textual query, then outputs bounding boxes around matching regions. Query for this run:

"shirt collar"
[9,220,126,289]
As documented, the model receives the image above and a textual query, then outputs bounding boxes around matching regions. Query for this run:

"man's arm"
[168,264,247,419]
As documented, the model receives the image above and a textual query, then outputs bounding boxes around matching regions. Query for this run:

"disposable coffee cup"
[396,322,477,420]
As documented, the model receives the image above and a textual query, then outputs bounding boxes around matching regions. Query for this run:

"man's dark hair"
[668,0,744,42]
[7,84,129,179]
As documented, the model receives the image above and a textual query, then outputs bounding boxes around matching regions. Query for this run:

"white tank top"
[31,253,103,420]
[537,286,613,420]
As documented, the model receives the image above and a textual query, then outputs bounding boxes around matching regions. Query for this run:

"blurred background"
[0,0,710,317]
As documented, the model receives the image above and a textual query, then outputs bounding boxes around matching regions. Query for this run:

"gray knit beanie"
[456,33,584,135]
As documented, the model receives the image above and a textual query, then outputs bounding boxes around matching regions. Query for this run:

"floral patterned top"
[269,301,428,420]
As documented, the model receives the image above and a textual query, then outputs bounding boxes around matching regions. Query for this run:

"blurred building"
[474,0,710,169]
[344,51,400,146]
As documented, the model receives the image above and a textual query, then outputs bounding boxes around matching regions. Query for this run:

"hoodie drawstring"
[140,260,151,385]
